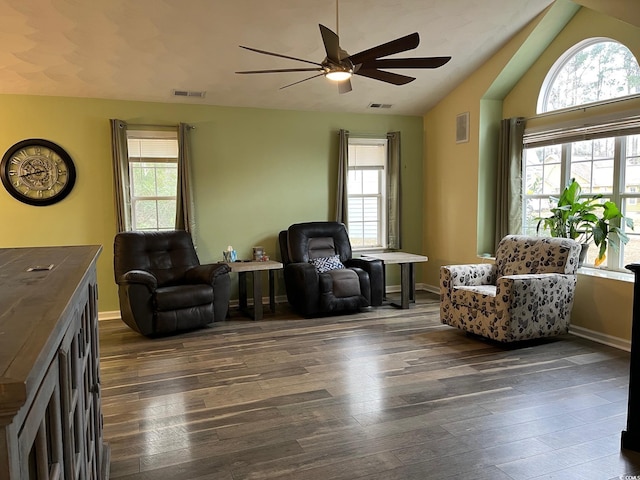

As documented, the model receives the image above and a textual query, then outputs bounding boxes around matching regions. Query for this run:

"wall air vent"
[368,103,392,109]
[172,90,206,98]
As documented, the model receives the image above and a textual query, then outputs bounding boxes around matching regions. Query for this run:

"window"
[126,130,178,231]
[521,38,640,270]
[523,134,640,269]
[538,38,640,114]
[347,137,388,249]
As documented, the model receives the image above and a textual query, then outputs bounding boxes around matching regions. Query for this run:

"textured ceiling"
[0,0,556,116]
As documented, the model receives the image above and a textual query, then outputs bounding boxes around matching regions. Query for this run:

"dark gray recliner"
[279,222,384,317]
[113,230,231,337]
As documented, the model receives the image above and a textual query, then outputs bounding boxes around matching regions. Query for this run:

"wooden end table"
[225,260,283,320]
[360,252,428,309]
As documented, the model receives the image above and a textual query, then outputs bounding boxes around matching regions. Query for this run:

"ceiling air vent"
[368,103,392,109]
[172,89,206,98]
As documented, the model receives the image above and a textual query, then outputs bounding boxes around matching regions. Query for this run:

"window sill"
[577,266,633,283]
[354,247,391,256]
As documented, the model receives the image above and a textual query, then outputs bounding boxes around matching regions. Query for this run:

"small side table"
[226,260,283,320]
[360,252,428,309]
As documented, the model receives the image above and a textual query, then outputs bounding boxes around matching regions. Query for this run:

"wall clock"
[0,138,76,206]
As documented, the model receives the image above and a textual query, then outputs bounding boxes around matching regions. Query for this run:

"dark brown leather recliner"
[279,222,384,317]
[113,230,231,337]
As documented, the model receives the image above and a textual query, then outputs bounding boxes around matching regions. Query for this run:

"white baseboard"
[386,283,438,294]
[420,283,440,295]
[569,325,630,352]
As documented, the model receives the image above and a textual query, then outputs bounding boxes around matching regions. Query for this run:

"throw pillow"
[309,255,345,274]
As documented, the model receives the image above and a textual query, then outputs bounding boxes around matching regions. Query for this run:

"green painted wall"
[0,96,424,313]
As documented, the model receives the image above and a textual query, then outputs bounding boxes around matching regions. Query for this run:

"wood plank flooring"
[99,292,640,479]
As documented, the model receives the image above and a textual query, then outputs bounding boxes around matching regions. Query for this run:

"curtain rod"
[128,123,195,130]
[337,130,392,137]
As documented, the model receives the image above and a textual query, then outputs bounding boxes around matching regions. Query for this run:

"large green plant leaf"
[536,178,634,267]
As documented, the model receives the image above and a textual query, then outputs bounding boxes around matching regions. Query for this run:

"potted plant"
[536,178,634,266]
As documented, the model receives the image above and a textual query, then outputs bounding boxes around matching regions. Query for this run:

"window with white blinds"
[126,130,178,231]
[524,115,640,147]
[347,138,388,249]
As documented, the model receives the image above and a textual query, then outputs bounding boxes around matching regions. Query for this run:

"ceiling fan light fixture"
[236,22,451,93]
[325,69,352,81]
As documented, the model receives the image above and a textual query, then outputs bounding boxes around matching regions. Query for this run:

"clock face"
[0,139,76,206]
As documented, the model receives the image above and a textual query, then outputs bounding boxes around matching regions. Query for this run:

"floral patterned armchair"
[440,235,582,342]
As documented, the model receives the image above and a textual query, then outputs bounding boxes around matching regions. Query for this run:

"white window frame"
[522,37,640,271]
[522,129,640,271]
[347,137,388,250]
[126,130,179,231]
[537,37,640,114]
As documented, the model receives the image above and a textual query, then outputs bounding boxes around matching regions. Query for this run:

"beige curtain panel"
[494,117,525,253]
[335,129,350,224]
[176,123,196,237]
[109,118,131,232]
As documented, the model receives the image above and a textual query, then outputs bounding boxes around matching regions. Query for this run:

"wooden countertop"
[0,245,101,419]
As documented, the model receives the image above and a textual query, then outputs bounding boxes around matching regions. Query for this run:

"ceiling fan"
[236,21,451,94]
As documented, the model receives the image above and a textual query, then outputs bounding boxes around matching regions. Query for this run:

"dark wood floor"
[99,292,640,480]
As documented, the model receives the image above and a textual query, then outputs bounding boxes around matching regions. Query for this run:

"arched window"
[523,38,640,271]
[537,38,640,113]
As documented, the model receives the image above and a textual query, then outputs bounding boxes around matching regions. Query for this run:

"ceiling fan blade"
[239,45,323,67]
[355,69,415,85]
[347,33,420,65]
[338,79,352,94]
[279,73,325,90]
[237,68,323,74]
[360,57,451,69]
[319,24,342,63]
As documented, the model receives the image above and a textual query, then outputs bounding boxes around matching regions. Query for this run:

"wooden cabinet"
[0,246,109,479]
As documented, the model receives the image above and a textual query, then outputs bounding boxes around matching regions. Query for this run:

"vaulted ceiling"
[0,0,592,116]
